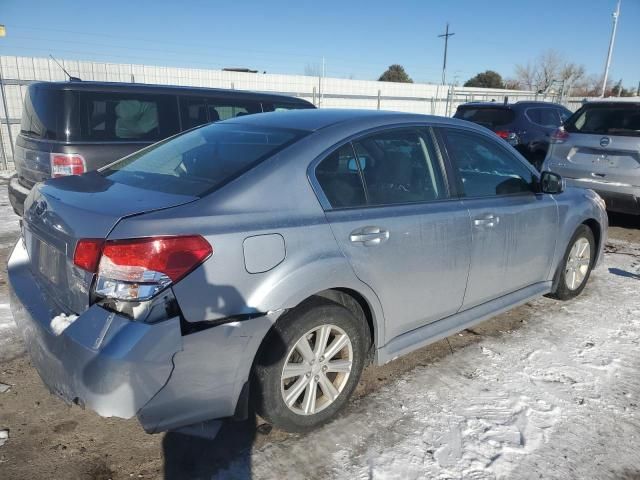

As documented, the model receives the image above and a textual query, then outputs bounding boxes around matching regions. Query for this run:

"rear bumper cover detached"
[8,240,276,433]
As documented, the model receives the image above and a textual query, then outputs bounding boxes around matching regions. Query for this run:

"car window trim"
[433,124,541,199]
[308,124,452,212]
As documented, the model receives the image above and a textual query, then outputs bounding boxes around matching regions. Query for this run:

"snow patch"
[50,313,79,336]
[216,242,640,479]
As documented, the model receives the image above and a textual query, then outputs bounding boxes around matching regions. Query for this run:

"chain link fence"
[0,55,584,171]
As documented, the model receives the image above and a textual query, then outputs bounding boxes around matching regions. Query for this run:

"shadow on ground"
[162,417,258,479]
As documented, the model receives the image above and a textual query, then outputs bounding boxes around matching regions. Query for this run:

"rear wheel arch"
[253,288,377,369]
[250,295,370,431]
[314,288,376,353]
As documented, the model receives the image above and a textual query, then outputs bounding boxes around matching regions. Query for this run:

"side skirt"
[376,282,552,365]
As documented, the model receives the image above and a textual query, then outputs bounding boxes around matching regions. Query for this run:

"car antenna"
[49,54,81,81]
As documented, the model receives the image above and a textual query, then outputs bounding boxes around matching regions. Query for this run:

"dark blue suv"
[454,101,573,170]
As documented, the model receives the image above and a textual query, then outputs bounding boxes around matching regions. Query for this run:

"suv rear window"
[79,91,180,141]
[454,107,515,129]
[20,85,71,140]
[564,103,640,137]
[101,123,305,196]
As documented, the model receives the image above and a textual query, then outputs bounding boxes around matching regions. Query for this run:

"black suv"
[453,101,573,170]
[9,81,314,215]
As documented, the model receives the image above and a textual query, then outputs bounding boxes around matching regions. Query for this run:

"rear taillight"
[73,239,103,272]
[74,235,212,301]
[495,130,519,146]
[550,127,569,144]
[50,153,86,178]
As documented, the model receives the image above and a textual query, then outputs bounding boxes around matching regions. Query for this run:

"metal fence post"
[0,58,15,166]
[312,86,316,106]
[377,89,381,110]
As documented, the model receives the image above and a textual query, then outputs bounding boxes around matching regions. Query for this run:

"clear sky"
[1,0,638,88]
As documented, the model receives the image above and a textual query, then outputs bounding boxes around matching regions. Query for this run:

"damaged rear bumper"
[8,240,276,433]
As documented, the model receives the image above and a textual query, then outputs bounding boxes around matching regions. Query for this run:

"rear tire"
[547,225,595,300]
[252,298,368,432]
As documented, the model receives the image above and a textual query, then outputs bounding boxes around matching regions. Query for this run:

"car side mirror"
[540,171,564,194]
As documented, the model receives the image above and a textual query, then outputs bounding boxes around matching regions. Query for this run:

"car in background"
[9,81,314,215]
[543,100,640,215]
[8,109,606,435]
[454,101,573,170]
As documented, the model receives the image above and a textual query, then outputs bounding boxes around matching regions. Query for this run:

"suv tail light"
[50,153,86,177]
[74,235,213,301]
[495,130,520,146]
[550,127,570,144]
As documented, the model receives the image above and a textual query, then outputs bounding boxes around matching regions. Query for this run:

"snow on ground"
[0,175,22,362]
[0,174,20,242]
[216,241,640,480]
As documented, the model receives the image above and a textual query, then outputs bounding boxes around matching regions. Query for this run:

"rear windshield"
[20,85,72,140]
[564,104,640,137]
[101,123,306,196]
[454,107,515,129]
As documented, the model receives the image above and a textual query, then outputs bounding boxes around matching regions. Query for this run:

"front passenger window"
[443,129,535,197]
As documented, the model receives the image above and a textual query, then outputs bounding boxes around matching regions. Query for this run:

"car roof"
[581,99,640,107]
[30,80,313,104]
[457,101,566,110]
[221,108,480,132]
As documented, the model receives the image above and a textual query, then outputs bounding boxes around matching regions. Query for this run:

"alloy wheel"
[565,237,591,290]
[280,324,353,416]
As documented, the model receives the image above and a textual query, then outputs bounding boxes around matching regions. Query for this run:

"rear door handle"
[473,214,499,228]
[349,226,390,246]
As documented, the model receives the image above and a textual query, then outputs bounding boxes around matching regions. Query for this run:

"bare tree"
[515,50,586,93]
[573,74,613,97]
[535,50,563,92]
[504,79,523,90]
[559,63,585,85]
[514,62,537,91]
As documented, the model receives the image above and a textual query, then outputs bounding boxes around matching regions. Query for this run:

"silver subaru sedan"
[8,109,607,435]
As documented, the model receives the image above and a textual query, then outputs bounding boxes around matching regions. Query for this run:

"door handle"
[473,214,499,228]
[349,226,390,246]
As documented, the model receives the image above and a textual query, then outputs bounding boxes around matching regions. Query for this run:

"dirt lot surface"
[1,177,639,479]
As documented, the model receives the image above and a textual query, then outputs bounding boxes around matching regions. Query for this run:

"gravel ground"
[1,178,639,479]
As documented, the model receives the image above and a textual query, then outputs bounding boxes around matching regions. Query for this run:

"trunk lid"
[548,132,640,186]
[22,172,197,314]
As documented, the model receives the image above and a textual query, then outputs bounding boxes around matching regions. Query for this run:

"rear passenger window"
[207,100,261,121]
[180,97,209,130]
[79,92,179,141]
[316,144,367,208]
[526,108,561,128]
[443,129,535,197]
[353,129,447,206]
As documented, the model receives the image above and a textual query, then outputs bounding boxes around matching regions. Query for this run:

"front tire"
[548,225,595,300]
[252,298,368,432]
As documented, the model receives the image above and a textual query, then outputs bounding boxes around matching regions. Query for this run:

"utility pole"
[321,56,325,107]
[601,0,621,97]
[438,23,455,85]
